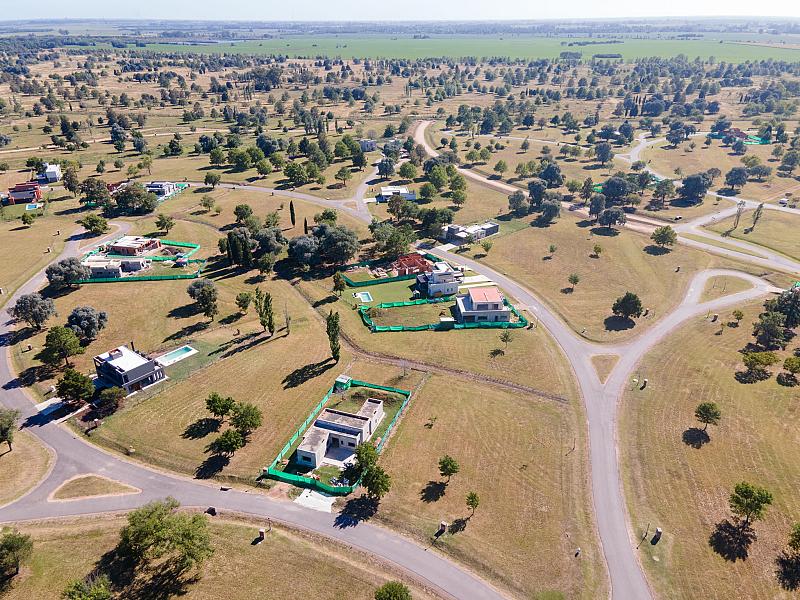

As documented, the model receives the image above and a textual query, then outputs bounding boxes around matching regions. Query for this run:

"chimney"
[130,340,135,352]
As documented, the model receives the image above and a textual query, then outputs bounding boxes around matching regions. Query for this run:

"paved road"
[0,223,505,600]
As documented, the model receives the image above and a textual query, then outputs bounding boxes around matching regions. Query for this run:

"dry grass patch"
[707,209,800,261]
[376,374,605,599]
[0,515,437,600]
[591,354,620,383]
[700,275,754,303]
[50,475,139,501]
[0,431,52,507]
[620,301,800,599]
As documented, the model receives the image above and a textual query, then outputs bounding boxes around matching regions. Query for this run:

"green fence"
[359,297,528,332]
[340,253,441,288]
[264,379,412,495]
[84,238,201,262]
[78,260,205,284]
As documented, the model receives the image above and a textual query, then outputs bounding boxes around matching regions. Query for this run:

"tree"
[20,212,35,227]
[695,402,721,431]
[493,160,508,177]
[0,408,20,451]
[539,199,560,224]
[62,574,112,600]
[200,195,216,213]
[333,271,347,297]
[187,279,218,320]
[752,202,764,230]
[725,167,748,190]
[732,309,744,326]
[742,351,779,378]
[438,455,460,482]
[9,293,55,329]
[612,292,643,320]
[46,257,91,289]
[234,292,252,314]
[480,240,493,255]
[119,497,213,571]
[155,213,175,235]
[568,273,580,291]
[729,482,773,528]
[335,166,352,187]
[214,428,244,455]
[592,244,603,258]
[789,523,800,554]
[466,491,480,516]
[775,287,800,329]
[601,177,629,204]
[233,204,253,224]
[377,158,395,179]
[653,179,675,207]
[78,214,109,236]
[114,183,158,215]
[0,530,33,577]
[499,329,513,349]
[398,162,417,181]
[95,387,126,416]
[753,311,787,349]
[678,173,712,203]
[62,167,80,197]
[204,172,221,189]
[56,368,94,404]
[650,225,677,249]
[595,142,614,166]
[327,310,341,362]
[206,392,235,421]
[374,581,411,600]
[598,207,626,230]
[355,442,379,474]
[44,327,84,368]
[589,194,606,221]
[67,306,108,340]
[362,465,391,499]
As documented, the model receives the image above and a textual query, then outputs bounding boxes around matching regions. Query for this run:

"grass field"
[619,301,800,599]
[376,374,605,599]
[50,475,139,501]
[0,515,436,600]
[707,209,800,261]
[132,36,800,62]
[700,275,754,303]
[0,432,51,508]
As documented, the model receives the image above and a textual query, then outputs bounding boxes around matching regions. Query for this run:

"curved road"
[0,122,790,600]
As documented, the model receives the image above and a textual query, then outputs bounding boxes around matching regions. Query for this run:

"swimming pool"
[354,291,373,303]
[155,345,198,366]
[25,203,42,211]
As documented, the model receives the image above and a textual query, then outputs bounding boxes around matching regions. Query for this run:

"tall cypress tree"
[326,311,340,362]
[289,200,296,228]
[303,217,309,235]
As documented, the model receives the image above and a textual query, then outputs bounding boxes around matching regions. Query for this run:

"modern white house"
[455,286,511,323]
[417,261,461,297]
[145,181,178,197]
[296,398,385,469]
[41,163,62,183]
[442,221,500,245]
[108,236,162,256]
[82,256,152,278]
[377,186,417,202]
[93,344,165,394]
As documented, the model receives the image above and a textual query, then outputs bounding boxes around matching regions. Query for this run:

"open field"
[0,432,52,508]
[132,36,800,62]
[707,209,800,261]
[619,301,800,599]
[0,515,437,600]
[50,475,139,501]
[376,373,605,599]
[699,274,754,303]
[475,211,733,342]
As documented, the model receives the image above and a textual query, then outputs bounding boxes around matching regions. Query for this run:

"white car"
[778,198,788,206]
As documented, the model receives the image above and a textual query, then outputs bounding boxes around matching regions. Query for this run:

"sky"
[3,0,799,22]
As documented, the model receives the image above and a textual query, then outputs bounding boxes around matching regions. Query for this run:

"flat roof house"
[82,258,123,279]
[296,398,385,469]
[93,345,165,394]
[455,286,511,323]
[40,163,62,184]
[145,181,178,197]
[377,186,417,203]
[108,236,161,256]
[417,261,461,297]
[359,139,377,152]
[442,221,500,245]
[7,182,42,205]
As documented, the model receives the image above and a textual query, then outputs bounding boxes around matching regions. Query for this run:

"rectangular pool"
[354,291,373,303]
[155,345,198,367]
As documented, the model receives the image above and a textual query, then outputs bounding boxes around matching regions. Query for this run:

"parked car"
[673,215,683,221]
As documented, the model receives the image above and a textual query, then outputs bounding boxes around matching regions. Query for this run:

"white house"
[296,398,385,469]
[455,286,511,323]
[358,139,377,152]
[442,221,500,245]
[82,258,123,279]
[377,186,417,202]
[41,163,62,183]
[94,344,165,394]
[145,181,178,197]
[417,261,461,297]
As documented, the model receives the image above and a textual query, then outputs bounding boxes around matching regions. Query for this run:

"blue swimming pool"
[155,345,197,366]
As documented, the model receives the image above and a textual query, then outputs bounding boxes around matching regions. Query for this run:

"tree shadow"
[643,245,670,256]
[95,548,200,600]
[575,219,594,228]
[333,495,379,529]
[709,519,755,562]
[488,348,505,358]
[420,481,446,503]
[282,359,335,389]
[682,427,710,449]
[776,551,800,591]
[162,321,209,344]
[182,418,221,440]
[604,316,635,332]
[448,517,469,534]
[167,303,201,319]
[194,452,230,479]
[734,368,772,384]
[313,294,338,308]
[590,226,620,237]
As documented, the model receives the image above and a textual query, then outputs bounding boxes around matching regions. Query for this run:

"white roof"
[95,345,149,372]
[44,163,61,173]
[111,235,155,249]
[380,186,410,195]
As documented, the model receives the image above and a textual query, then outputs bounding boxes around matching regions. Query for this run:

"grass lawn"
[591,354,619,383]
[679,233,767,258]
[375,374,605,599]
[475,210,734,342]
[706,209,800,261]
[51,475,138,501]
[368,301,457,328]
[0,432,52,508]
[0,515,436,600]
[619,301,800,599]
[700,275,754,303]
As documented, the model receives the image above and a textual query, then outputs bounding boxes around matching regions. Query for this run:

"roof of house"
[110,236,157,249]
[356,398,384,418]
[380,185,410,195]
[317,408,369,431]
[94,345,150,373]
[392,253,429,270]
[298,427,328,453]
[468,286,503,304]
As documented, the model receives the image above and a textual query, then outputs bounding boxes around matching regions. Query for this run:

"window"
[348,442,355,447]
[302,455,311,462]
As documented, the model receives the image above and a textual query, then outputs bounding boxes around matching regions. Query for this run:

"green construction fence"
[83,238,201,262]
[264,379,412,495]
[340,253,442,288]
[359,297,528,332]
[78,260,205,284]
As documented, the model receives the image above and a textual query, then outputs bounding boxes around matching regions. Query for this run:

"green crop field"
[131,36,800,62]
